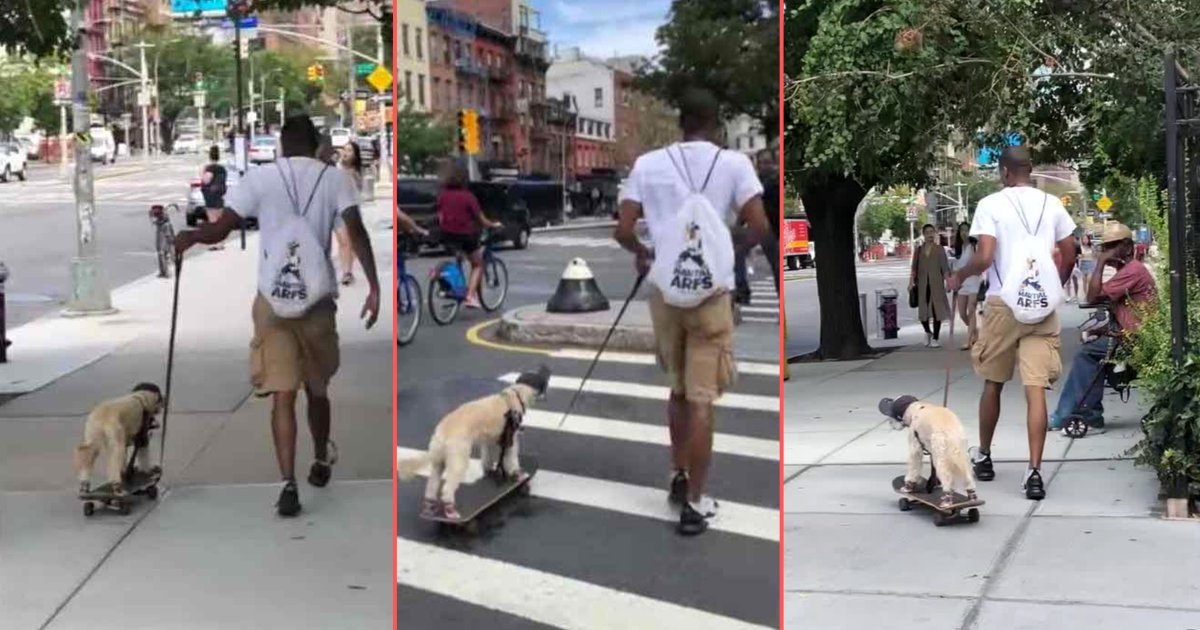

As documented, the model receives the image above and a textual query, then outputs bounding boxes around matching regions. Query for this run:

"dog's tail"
[397,451,433,481]
[74,442,100,482]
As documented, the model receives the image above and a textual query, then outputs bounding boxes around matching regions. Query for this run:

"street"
[395,227,781,629]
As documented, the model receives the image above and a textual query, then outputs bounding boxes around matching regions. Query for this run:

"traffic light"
[307,64,325,82]
[307,65,317,82]
[456,110,467,154]
[457,109,480,155]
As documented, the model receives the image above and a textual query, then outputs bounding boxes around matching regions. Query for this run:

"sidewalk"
[0,198,394,628]
[784,305,1200,629]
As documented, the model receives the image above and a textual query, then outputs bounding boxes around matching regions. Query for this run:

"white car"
[15,135,39,159]
[249,136,278,164]
[174,134,200,154]
[0,143,28,182]
[330,127,352,148]
[89,127,117,164]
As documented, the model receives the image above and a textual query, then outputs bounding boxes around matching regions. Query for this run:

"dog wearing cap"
[74,383,164,495]
[879,395,977,508]
[398,366,551,519]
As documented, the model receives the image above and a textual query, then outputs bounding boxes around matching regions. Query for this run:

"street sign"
[906,205,918,221]
[366,65,392,94]
[193,91,206,108]
[137,90,150,107]
[1097,195,1113,212]
[247,110,258,124]
[54,79,69,101]
[355,62,375,77]
[221,16,258,29]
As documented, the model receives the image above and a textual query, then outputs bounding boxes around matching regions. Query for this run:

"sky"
[535,0,671,60]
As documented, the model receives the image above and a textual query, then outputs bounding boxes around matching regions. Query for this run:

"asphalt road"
[0,155,206,327]
[785,257,919,357]
[395,227,780,629]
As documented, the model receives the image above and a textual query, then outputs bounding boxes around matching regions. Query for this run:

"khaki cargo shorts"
[971,296,1061,388]
[250,294,340,397]
[648,288,737,404]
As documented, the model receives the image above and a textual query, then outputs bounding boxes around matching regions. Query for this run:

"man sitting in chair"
[1049,223,1156,433]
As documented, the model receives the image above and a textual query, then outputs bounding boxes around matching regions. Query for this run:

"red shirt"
[1100,259,1156,335]
[436,187,483,235]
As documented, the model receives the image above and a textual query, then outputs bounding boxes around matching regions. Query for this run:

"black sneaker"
[970,447,995,482]
[677,501,708,536]
[307,441,338,488]
[668,470,688,506]
[1023,468,1046,501]
[276,480,301,517]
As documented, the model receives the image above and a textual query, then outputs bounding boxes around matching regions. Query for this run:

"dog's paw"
[900,480,919,494]
[442,503,461,520]
[420,499,440,518]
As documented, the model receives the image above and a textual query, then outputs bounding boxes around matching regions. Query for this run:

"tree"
[858,187,916,242]
[785,0,1199,360]
[393,104,453,176]
[0,0,70,58]
[638,0,778,141]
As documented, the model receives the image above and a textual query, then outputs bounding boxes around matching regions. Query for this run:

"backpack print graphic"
[270,240,309,302]
[670,222,714,292]
[1015,257,1049,311]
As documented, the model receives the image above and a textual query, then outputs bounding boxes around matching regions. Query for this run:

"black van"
[395,177,534,252]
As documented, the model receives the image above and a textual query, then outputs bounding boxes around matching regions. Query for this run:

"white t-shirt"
[952,242,982,294]
[970,186,1076,298]
[227,157,361,300]
[619,141,763,290]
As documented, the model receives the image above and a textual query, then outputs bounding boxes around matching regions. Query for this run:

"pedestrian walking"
[614,88,770,536]
[334,142,364,286]
[173,115,381,516]
[200,146,228,251]
[951,222,982,350]
[946,146,1077,501]
[755,148,781,293]
[909,223,951,348]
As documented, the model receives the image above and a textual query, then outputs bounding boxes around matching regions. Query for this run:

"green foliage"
[393,103,453,176]
[0,0,70,58]
[858,186,916,241]
[0,62,61,135]
[638,0,779,140]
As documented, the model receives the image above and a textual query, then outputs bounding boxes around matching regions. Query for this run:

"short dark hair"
[678,88,720,135]
[280,115,320,158]
[208,145,220,161]
[999,146,1033,176]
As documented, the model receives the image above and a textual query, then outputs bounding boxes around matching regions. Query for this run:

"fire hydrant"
[878,288,899,340]
[0,261,9,363]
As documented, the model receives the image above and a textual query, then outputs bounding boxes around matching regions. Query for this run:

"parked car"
[174,134,200,154]
[396,177,533,252]
[0,143,28,182]
[329,127,352,148]
[14,135,39,160]
[508,180,565,229]
[248,136,277,164]
[89,127,117,164]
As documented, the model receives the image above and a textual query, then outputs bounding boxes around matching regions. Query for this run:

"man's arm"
[175,208,242,253]
[614,200,652,274]
[734,195,769,257]
[341,205,380,329]
[955,234,996,281]
[1055,235,1077,286]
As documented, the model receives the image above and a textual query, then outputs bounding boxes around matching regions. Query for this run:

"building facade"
[394,1,432,112]
[547,48,615,177]
[608,61,677,173]
[86,0,172,149]
[724,114,767,156]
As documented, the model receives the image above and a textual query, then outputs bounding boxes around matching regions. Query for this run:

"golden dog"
[882,396,977,507]
[74,383,163,494]
[398,367,549,519]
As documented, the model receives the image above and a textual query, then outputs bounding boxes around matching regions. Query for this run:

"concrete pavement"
[784,303,1200,629]
[0,189,395,628]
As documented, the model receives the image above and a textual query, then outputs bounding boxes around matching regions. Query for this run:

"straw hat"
[1100,222,1134,245]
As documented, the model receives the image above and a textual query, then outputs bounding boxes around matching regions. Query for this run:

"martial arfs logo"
[670,222,713,292]
[271,240,308,301]
[1016,257,1049,310]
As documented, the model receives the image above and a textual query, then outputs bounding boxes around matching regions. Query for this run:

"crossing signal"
[307,64,325,82]
[457,108,480,155]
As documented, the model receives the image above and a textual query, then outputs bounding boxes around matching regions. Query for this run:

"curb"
[533,218,620,234]
[496,301,655,352]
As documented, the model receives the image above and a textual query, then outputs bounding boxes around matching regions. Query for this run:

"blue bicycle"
[396,235,422,346]
[427,228,509,325]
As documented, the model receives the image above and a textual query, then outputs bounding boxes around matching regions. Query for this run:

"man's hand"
[946,273,962,293]
[1097,245,1116,266]
[361,286,380,329]
[635,248,653,277]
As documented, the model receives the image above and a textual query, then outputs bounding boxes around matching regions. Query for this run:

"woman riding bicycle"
[435,160,501,309]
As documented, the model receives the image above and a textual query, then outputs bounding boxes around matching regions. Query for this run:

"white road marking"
[396,447,778,542]
[498,373,779,412]
[396,538,776,630]
[739,306,778,315]
[547,348,778,376]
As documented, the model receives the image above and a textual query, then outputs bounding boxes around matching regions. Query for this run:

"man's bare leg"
[979,380,1004,453]
[306,387,331,463]
[685,402,715,503]
[272,391,298,480]
[1025,385,1048,469]
[668,392,689,471]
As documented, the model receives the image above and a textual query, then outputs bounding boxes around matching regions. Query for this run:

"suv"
[0,143,28,182]
[396,177,532,252]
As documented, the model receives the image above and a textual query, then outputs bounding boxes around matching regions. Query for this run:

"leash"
[557,272,646,429]
[943,291,957,407]
[158,252,182,471]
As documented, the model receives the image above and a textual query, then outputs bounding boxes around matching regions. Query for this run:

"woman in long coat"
[909,223,951,347]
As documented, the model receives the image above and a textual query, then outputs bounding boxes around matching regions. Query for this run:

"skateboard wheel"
[146,485,158,500]
[967,508,980,523]
[1064,416,1089,439]
[934,512,950,527]
[117,501,131,516]
[83,502,95,517]
[898,498,912,512]
[464,521,480,535]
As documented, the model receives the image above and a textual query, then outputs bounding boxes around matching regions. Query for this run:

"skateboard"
[892,475,984,527]
[79,467,161,517]
[420,456,538,534]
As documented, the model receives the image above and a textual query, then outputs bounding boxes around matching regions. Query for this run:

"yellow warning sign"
[366,65,392,94]
[1097,195,1113,212]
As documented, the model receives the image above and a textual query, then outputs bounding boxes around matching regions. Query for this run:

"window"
[594,87,603,108]
[453,40,461,61]
[402,24,410,57]
[405,71,412,104]
[416,28,424,59]
[432,77,440,108]
[418,75,426,107]
[444,36,451,64]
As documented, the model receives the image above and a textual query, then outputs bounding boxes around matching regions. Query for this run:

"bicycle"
[396,235,422,346]
[427,228,509,325]
[149,204,176,279]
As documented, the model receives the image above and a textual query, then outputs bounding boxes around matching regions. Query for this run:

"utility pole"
[233,11,246,174]
[279,87,285,127]
[135,40,152,161]
[66,0,113,315]
[347,23,356,133]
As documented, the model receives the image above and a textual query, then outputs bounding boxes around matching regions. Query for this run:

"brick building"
[609,60,677,173]
[86,0,172,148]
[547,48,615,177]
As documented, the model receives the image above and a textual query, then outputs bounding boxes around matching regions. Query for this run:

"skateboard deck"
[80,468,161,516]
[892,475,984,526]
[421,456,538,528]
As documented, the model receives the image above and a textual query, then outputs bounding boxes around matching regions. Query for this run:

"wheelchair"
[1060,299,1137,439]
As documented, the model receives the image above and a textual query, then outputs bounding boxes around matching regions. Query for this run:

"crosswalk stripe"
[396,447,778,541]
[497,373,779,412]
[396,538,775,630]
[547,348,778,376]
[739,306,777,315]
[522,409,779,461]
[741,316,778,324]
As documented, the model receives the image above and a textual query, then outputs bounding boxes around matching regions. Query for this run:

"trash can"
[877,288,899,340]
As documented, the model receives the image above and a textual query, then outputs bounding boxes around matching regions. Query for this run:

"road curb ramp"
[497,301,655,351]
[547,258,609,313]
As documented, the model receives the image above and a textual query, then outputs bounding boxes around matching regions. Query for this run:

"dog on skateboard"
[880,395,977,508]
[74,383,163,495]
[398,366,550,519]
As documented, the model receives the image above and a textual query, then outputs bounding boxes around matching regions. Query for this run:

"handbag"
[909,285,918,309]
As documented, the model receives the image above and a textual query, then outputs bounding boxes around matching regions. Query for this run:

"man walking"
[756,147,781,292]
[947,146,1076,500]
[174,115,380,516]
[615,88,770,535]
